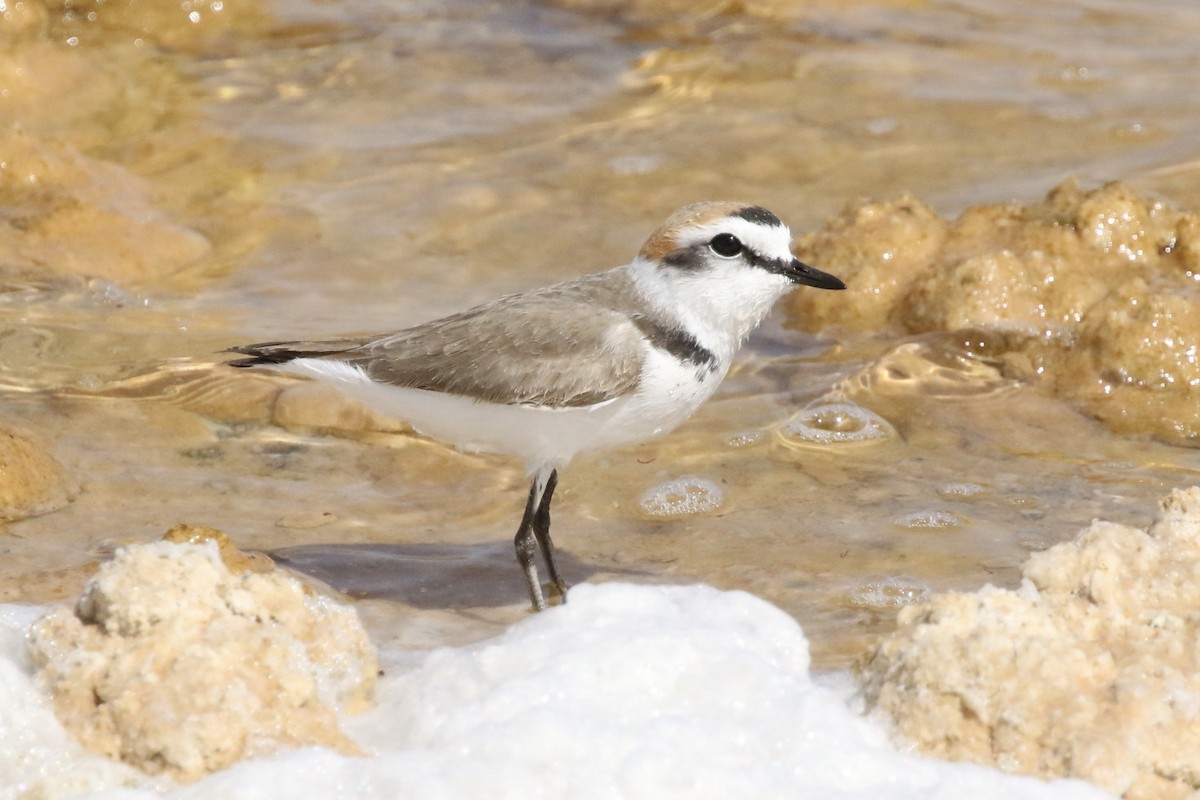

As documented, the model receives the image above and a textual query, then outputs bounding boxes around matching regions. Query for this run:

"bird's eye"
[708,233,743,258]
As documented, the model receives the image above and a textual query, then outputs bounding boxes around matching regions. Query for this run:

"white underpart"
[279,347,727,474]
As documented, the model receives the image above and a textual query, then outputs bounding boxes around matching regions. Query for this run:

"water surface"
[3,0,1199,666]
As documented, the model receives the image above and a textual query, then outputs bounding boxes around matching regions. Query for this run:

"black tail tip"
[221,342,303,367]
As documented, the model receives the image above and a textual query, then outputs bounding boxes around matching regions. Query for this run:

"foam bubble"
[779,402,895,447]
[638,476,725,518]
[938,482,987,499]
[894,510,961,529]
[724,429,766,448]
[848,576,932,610]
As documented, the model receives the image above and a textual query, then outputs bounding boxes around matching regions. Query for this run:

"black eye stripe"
[661,228,790,272]
[663,240,772,270]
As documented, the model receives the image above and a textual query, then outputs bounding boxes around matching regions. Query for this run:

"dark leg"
[531,469,568,603]
[514,474,547,611]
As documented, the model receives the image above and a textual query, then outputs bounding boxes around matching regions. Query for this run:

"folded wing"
[227,294,646,409]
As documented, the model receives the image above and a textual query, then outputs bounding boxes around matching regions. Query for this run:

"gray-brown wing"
[345,296,646,408]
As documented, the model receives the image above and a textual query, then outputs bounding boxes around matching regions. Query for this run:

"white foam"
[779,401,895,447]
[637,476,725,518]
[849,576,933,610]
[0,584,1111,800]
[0,605,150,798]
[894,510,962,529]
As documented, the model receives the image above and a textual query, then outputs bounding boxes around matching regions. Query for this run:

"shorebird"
[227,202,845,610]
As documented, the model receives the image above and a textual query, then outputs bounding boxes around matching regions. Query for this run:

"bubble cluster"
[724,429,766,448]
[778,402,895,447]
[938,482,987,499]
[848,576,932,610]
[893,510,961,529]
[638,476,725,519]
[858,341,1013,399]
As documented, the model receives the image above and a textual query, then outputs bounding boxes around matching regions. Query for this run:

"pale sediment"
[27,533,378,782]
[858,486,1200,800]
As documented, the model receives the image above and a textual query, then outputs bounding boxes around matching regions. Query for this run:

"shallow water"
[3,0,1200,671]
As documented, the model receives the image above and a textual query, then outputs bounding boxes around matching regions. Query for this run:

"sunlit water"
[4,0,1200,681]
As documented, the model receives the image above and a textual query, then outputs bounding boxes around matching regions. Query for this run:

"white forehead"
[675,215,794,261]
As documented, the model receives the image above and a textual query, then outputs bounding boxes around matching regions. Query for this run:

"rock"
[788,180,1200,446]
[0,424,75,523]
[27,536,378,782]
[857,487,1200,800]
[161,522,276,574]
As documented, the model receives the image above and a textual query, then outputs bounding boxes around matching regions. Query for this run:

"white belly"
[281,350,728,473]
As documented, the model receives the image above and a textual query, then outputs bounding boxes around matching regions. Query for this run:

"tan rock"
[786,180,1200,446]
[28,537,378,782]
[0,424,75,523]
[858,487,1200,800]
[161,523,275,574]
[793,194,948,331]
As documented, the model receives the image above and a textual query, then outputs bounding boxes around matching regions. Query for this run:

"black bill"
[777,258,846,290]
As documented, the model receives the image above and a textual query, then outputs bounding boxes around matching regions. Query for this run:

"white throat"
[626,256,793,365]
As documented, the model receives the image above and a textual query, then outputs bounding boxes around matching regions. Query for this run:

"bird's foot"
[523,562,548,612]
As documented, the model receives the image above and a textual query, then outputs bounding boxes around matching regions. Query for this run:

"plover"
[227,201,845,610]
